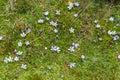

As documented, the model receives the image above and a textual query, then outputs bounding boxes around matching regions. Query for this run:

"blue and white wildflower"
[56,10,60,15]
[25,41,30,46]
[54,29,58,33]
[38,19,44,24]
[74,2,79,7]
[68,62,76,68]
[72,42,79,48]
[51,46,61,53]
[0,36,3,40]
[118,55,120,59]
[69,27,75,33]
[94,20,98,23]
[14,56,19,61]
[21,64,27,69]
[96,24,100,28]
[109,17,114,22]
[20,32,26,38]
[4,56,13,63]
[26,28,31,34]
[45,17,50,21]
[18,41,22,47]
[50,21,58,27]
[43,11,49,16]
[68,3,74,10]
[108,30,117,35]
[74,13,78,17]
[113,35,119,40]
[68,46,75,52]
[81,54,85,60]
[16,51,23,55]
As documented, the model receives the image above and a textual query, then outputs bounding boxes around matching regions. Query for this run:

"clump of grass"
[15,0,33,13]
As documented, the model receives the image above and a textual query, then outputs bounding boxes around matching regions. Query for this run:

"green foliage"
[0,0,120,80]
[15,0,32,13]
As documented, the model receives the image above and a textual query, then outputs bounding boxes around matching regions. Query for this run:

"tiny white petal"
[96,24,100,28]
[74,2,79,7]
[94,20,98,23]
[20,32,26,38]
[109,17,114,22]
[69,27,75,33]
[16,51,23,55]
[43,11,49,16]
[18,42,22,47]
[45,17,49,21]
[56,10,60,15]
[81,55,85,59]
[54,29,58,33]
[21,64,27,69]
[0,36,3,40]
[68,62,76,68]
[68,3,74,10]
[51,46,60,53]
[25,41,30,46]
[68,46,75,52]
[118,55,120,59]
[45,47,47,50]
[26,28,31,34]
[50,21,58,27]
[14,56,19,61]
[38,19,44,24]
[74,14,78,17]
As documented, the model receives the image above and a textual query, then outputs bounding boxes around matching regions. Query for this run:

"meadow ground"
[0,0,120,80]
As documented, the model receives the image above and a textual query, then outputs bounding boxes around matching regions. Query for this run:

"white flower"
[98,38,102,41]
[68,3,74,10]
[68,62,76,68]
[50,21,58,27]
[68,46,75,52]
[72,43,79,48]
[14,56,19,61]
[20,32,26,38]
[109,17,114,21]
[113,35,119,40]
[69,27,75,33]
[21,64,27,69]
[16,51,23,55]
[14,49,17,53]
[81,55,85,60]
[56,10,60,15]
[43,11,49,16]
[4,56,13,63]
[45,17,49,21]
[18,42,22,47]
[45,47,48,50]
[116,24,119,26]
[38,19,44,24]
[74,43,79,48]
[4,58,8,63]
[54,29,58,33]
[26,28,31,34]
[96,24,100,28]
[25,41,30,46]
[94,20,98,23]
[51,46,61,53]
[74,13,78,17]
[74,2,79,7]
[0,36,3,40]
[118,55,120,59]
[108,30,117,35]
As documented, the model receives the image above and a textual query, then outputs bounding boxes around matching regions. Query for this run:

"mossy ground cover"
[0,0,120,80]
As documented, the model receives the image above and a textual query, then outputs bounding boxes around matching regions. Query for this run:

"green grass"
[0,0,120,80]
